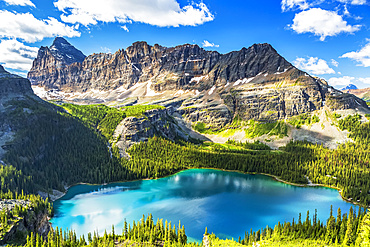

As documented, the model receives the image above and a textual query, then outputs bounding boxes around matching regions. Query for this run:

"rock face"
[28,38,368,127]
[0,65,34,96]
[0,203,51,244]
[0,66,42,158]
[113,107,187,157]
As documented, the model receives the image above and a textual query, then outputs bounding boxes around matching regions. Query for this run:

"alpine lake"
[51,169,356,242]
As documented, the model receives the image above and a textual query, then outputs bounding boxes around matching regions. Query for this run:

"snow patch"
[233,77,254,86]
[132,64,140,72]
[274,68,289,75]
[208,85,216,95]
[195,90,200,96]
[175,90,185,96]
[190,75,207,84]
[224,82,230,88]
[146,80,162,97]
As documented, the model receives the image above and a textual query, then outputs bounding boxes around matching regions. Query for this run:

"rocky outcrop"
[0,65,34,96]
[113,107,187,157]
[0,66,43,158]
[28,38,368,127]
[0,204,51,244]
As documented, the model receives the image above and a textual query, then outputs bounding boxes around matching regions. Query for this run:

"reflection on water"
[51,169,356,242]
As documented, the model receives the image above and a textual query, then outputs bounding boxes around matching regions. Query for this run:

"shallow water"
[51,169,356,241]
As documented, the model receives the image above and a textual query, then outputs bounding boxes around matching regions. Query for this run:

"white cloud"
[0,39,38,71]
[328,76,370,87]
[341,42,370,67]
[294,57,335,75]
[328,76,355,86]
[358,77,370,84]
[54,0,214,27]
[281,0,309,12]
[121,25,129,32]
[337,0,367,5]
[331,59,339,67]
[0,10,80,43]
[2,0,35,7]
[101,47,111,53]
[290,8,361,41]
[202,40,219,48]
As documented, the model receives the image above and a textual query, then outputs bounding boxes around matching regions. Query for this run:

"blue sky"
[0,0,369,89]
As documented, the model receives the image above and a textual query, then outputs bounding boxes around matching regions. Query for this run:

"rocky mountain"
[0,65,42,158]
[28,38,368,129]
[343,87,370,102]
[341,84,358,91]
[0,65,34,96]
[28,37,86,87]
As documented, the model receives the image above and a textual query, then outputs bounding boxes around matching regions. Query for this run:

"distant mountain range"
[28,37,368,129]
[343,87,370,102]
[341,84,358,91]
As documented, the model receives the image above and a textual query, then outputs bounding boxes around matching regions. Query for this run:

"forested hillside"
[1,101,370,245]
[22,208,370,247]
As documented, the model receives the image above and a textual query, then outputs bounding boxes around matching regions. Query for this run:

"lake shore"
[43,167,366,208]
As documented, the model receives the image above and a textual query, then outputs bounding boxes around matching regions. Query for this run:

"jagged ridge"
[27,38,368,126]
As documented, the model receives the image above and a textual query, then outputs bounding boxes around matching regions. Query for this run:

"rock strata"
[113,107,187,157]
[28,38,369,127]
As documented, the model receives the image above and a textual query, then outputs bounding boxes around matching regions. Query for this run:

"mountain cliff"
[28,38,368,128]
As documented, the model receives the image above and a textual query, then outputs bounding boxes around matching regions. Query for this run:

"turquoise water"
[51,169,356,241]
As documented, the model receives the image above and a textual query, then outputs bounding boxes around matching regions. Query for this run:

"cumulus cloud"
[290,8,361,41]
[281,0,309,12]
[328,76,355,86]
[358,77,370,84]
[2,0,35,7]
[121,25,129,32]
[101,47,111,53]
[0,10,80,43]
[341,42,370,67]
[294,57,335,75]
[328,76,370,87]
[202,40,219,48]
[331,59,339,67]
[337,0,367,5]
[54,0,214,27]
[0,39,38,71]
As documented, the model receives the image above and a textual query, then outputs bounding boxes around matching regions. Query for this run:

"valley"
[0,38,369,246]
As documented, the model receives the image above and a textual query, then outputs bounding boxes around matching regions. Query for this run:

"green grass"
[62,104,165,140]
[288,113,320,128]
[193,117,288,139]
[333,112,342,119]
[244,120,288,138]
[122,104,165,117]
[193,122,222,135]
[62,103,126,140]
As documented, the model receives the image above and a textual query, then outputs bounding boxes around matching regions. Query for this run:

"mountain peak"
[49,37,86,65]
[249,43,276,54]
[51,37,71,47]
[341,84,358,91]
[0,64,4,73]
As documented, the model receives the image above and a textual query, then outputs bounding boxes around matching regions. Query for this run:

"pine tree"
[343,207,355,246]
[355,211,370,247]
